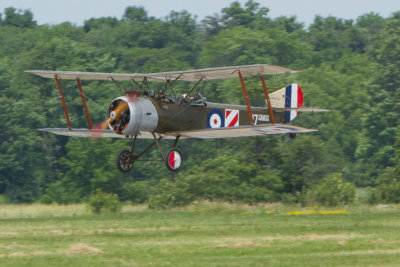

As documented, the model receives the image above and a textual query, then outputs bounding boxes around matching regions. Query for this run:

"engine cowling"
[106,96,158,136]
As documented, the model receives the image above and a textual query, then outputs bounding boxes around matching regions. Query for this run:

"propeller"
[92,90,141,138]
[98,100,129,130]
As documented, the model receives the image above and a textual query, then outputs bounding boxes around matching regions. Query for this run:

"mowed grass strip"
[0,204,399,266]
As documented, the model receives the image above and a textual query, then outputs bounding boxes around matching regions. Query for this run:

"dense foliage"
[0,2,399,205]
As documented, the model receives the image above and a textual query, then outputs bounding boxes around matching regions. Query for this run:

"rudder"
[269,83,303,122]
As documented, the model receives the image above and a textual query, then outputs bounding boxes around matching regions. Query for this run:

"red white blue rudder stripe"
[284,84,303,122]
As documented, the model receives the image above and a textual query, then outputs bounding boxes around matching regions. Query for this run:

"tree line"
[0,1,399,206]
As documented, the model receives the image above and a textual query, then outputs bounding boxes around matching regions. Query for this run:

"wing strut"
[260,76,275,124]
[238,71,254,124]
[55,75,72,130]
[76,78,93,129]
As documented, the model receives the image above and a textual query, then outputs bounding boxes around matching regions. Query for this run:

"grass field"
[0,202,400,266]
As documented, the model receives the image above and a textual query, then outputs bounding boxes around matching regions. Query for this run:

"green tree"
[221,0,269,28]
[308,16,369,65]
[201,0,271,38]
[355,18,400,184]
[374,146,400,202]
[41,138,131,204]
[279,135,337,195]
[3,7,36,28]
[356,13,385,49]
[122,6,148,23]
[83,17,119,33]
[200,26,311,67]
[149,154,284,208]
[303,173,355,206]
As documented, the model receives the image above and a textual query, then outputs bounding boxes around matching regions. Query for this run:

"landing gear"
[116,134,183,172]
[289,133,296,139]
[116,149,134,172]
[165,148,182,171]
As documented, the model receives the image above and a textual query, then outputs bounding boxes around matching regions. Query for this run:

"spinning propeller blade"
[98,100,129,130]
[92,91,140,138]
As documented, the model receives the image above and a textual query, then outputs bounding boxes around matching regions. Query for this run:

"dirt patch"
[213,234,365,248]
[8,252,27,257]
[0,244,101,258]
[29,226,182,237]
[0,232,20,237]
[30,251,53,256]
[67,243,102,254]
[259,233,364,242]
[230,242,259,248]
[334,248,400,255]
[212,241,265,248]
[48,230,74,236]
[336,240,347,246]
[0,243,37,249]
[369,239,387,244]
[0,251,53,258]
[212,238,270,248]
[296,234,361,241]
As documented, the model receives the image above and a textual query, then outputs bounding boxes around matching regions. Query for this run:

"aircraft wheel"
[116,149,134,172]
[165,148,182,171]
[289,133,296,139]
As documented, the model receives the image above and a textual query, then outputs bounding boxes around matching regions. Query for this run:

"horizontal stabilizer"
[273,107,330,112]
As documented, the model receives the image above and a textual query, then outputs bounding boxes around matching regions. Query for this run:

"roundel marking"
[210,114,222,128]
[207,109,224,129]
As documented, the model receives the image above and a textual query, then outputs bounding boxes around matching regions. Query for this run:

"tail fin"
[269,84,303,122]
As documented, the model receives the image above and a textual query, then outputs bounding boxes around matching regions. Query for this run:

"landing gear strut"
[115,134,182,172]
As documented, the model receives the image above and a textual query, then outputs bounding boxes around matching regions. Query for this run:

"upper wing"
[26,64,298,82]
[40,124,316,139]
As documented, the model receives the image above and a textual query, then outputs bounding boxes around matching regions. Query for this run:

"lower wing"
[40,124,317,139]
[175,124,316,138]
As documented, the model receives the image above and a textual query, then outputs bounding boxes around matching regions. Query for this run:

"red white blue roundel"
[207,109,224,128]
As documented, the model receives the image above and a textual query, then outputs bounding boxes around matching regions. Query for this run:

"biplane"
[26,64,328,172]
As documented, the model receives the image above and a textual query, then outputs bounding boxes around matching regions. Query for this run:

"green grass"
[0,203,400,266]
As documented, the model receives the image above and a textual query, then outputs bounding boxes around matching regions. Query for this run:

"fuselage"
[107,95,288,137]
[150,97,285,133]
